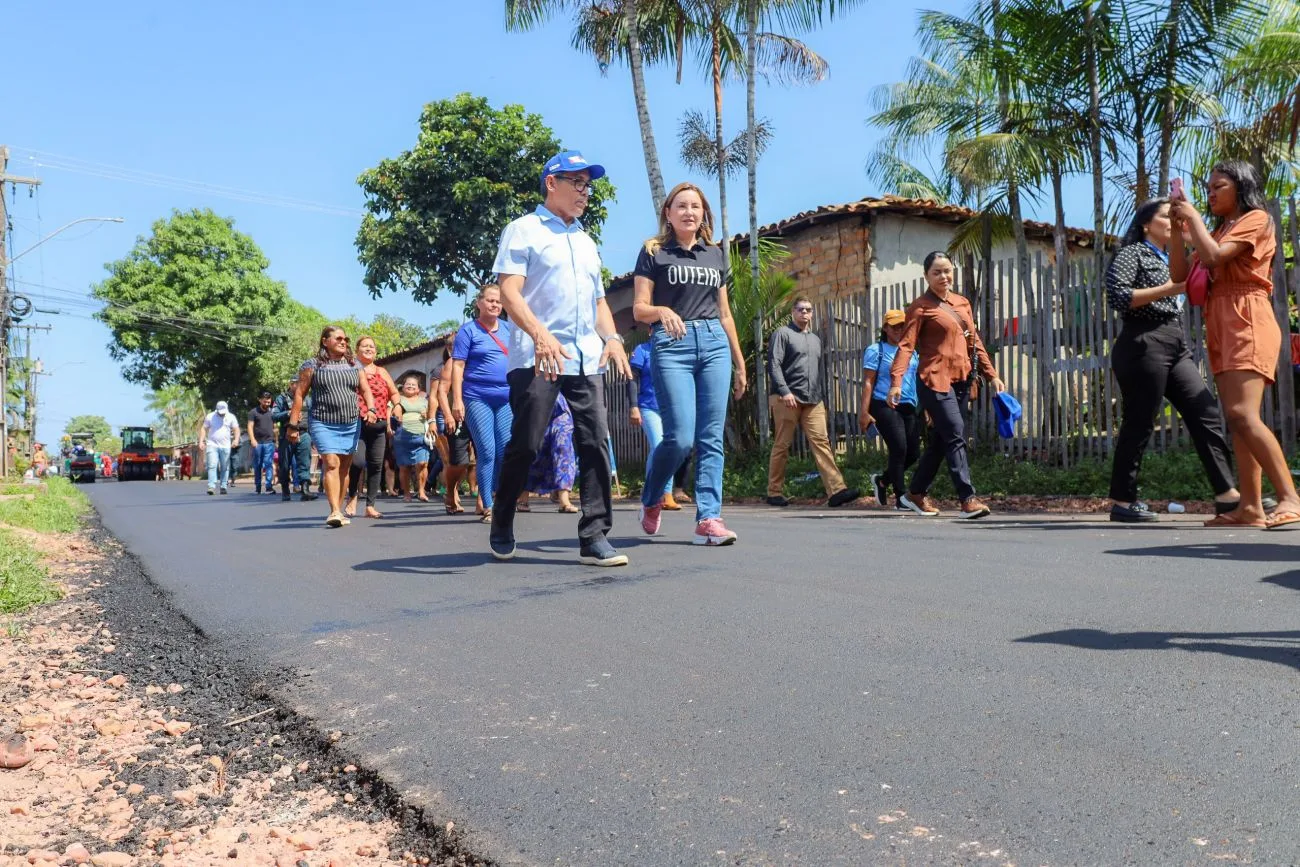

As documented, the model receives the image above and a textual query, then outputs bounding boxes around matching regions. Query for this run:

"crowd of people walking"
[188,153,1298,560]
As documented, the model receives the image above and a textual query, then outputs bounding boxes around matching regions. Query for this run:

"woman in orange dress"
[1169,160,1300,530]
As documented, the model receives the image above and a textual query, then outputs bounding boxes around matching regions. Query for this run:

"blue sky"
[11,0,1091,447]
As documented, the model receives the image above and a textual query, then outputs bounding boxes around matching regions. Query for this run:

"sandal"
[445,503,464,515]
[1264,509,1300,531]
[365,507,384,519]
[558,504,579,513]
[517,502,531,512]
[1203,511,1266,529]
[480,509,492,524]
[325,513,344,528]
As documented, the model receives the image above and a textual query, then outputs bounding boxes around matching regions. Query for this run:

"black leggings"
[347,421,389,507]
[870,398,920,502]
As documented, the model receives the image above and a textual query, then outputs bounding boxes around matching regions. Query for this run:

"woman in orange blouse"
[1169,160,1300,530]
[888,251,1006,519]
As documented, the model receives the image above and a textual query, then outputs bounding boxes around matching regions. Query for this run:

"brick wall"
[775,217,870,301]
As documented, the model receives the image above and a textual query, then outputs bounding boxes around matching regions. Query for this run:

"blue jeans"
[252,442,275,491]
[638,407,672,497]
[464,395,513,509]
[205,445,231,489]
[641,320,731,521]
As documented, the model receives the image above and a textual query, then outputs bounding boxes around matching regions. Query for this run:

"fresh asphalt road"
[89,480,1300,866]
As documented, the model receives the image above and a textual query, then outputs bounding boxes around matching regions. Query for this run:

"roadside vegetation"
[0,477,86,614]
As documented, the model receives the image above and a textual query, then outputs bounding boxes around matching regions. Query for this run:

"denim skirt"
[392,427,431,467]
[308,418,360,455]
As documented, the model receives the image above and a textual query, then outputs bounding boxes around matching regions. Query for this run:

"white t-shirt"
[203,411,239,448]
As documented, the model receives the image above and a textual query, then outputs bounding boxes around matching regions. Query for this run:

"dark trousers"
[278,435,312,492]
[1109,319,1235,502]
[347,421,389,507]
[870,398,920,501]
[494,370,612,544]
[911,382,976,502]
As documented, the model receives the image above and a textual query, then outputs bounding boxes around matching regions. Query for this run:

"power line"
[11,147,366,218]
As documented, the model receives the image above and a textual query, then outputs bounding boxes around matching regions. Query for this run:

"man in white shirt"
[198,400,241,495]
[489,149,632,567]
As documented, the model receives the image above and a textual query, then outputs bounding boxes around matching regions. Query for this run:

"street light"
[10,216,124,262]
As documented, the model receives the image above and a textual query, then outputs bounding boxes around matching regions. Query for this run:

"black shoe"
[207,488,215,496]
[579,537,628,567]
[1110,501,1157,523]
[828,488,859,508]
[766,495,790,507]
[870,473,887,507]
[300,489,318,502]
[281,492,291,502]
[219,487,228,495]
[1216,497,1278,515]
[489,528,516,561]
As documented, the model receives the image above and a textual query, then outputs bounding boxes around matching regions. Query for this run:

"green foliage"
[0,482,87,535]
[0,529,60,614]
[356,93,615,304]
[98,436,124,459]
[63,415,113,449]
[726,238,799,451]
[147,384,207,446]
[93,209,293,411]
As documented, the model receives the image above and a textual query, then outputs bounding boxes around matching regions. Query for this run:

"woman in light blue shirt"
[859,309,921,510]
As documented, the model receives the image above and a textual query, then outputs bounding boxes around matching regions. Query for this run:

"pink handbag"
[1187,259,1210,307]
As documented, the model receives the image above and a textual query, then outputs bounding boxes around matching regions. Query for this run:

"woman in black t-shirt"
[632,182,746,547]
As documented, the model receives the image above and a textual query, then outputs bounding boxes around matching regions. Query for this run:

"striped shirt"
[301,357,363,424]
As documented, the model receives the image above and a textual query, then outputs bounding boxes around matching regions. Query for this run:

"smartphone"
[1170,177,1185,201]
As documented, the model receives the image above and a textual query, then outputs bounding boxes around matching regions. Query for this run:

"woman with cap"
[451,284,514,524]
[287,325,378,528]
[1105,198,1244,524]
[888,251,1005,519]
[859,309,921,510]
[633,182,747,546]
[344,335,400,519]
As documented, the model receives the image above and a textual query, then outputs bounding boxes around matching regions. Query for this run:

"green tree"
[63,415,113,449]
[145,384,207,446]
[356,93,615,305]
[93,209,294,411]
[510,1,673,209]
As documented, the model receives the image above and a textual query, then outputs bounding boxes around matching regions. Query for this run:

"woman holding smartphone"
[1105,198,1242,523]
[1169,161,1300,529]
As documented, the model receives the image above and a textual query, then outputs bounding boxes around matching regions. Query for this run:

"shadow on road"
[1105,542,1299,562]
[351,537,658,577]
[1015,627,1300,673]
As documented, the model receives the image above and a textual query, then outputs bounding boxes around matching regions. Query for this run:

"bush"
[0,529,61,613]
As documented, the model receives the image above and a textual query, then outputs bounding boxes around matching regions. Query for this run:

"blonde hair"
[644,182,716,255]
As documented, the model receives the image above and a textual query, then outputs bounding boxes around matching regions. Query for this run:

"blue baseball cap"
[541,150,606,187]
[993,391,1022,438]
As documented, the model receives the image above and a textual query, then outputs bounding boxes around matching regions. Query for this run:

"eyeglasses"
[794,306,813,313]
[554,175,594,194]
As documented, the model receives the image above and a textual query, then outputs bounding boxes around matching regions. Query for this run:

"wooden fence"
[607,196,1298,470]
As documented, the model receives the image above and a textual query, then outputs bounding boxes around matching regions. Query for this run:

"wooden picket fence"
[607,196,1298,470]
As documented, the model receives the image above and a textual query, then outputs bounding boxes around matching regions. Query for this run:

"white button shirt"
[493,205,606,377]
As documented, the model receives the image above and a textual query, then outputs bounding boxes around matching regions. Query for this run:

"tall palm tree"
[508,0,671,210]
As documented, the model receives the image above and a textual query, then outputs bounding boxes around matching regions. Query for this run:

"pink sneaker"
[693,518,737,546]
[639,503,662,536]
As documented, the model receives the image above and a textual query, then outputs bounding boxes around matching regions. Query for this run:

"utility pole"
[0,146,43,477]
[13,324,51,459]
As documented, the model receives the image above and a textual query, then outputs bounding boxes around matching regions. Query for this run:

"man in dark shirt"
[767,297,858,508]
[273,378,316,501]
[247,392,278,494]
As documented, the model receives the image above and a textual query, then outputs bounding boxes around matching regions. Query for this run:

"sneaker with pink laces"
[693,518,737,546]
[639,503,662,536]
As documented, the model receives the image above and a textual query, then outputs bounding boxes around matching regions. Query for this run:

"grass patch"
[0,477,89,534]
[620,443,1300,502]
[0,528,61,614]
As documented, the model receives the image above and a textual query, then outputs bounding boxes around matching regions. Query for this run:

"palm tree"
[677,109,773,243]
[508,0,671,210]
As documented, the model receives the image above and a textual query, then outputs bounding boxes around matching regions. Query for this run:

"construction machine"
[65,433,98,483]
[117,427,164,481]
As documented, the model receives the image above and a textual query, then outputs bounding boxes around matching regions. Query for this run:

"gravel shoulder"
[0,517,494,867]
